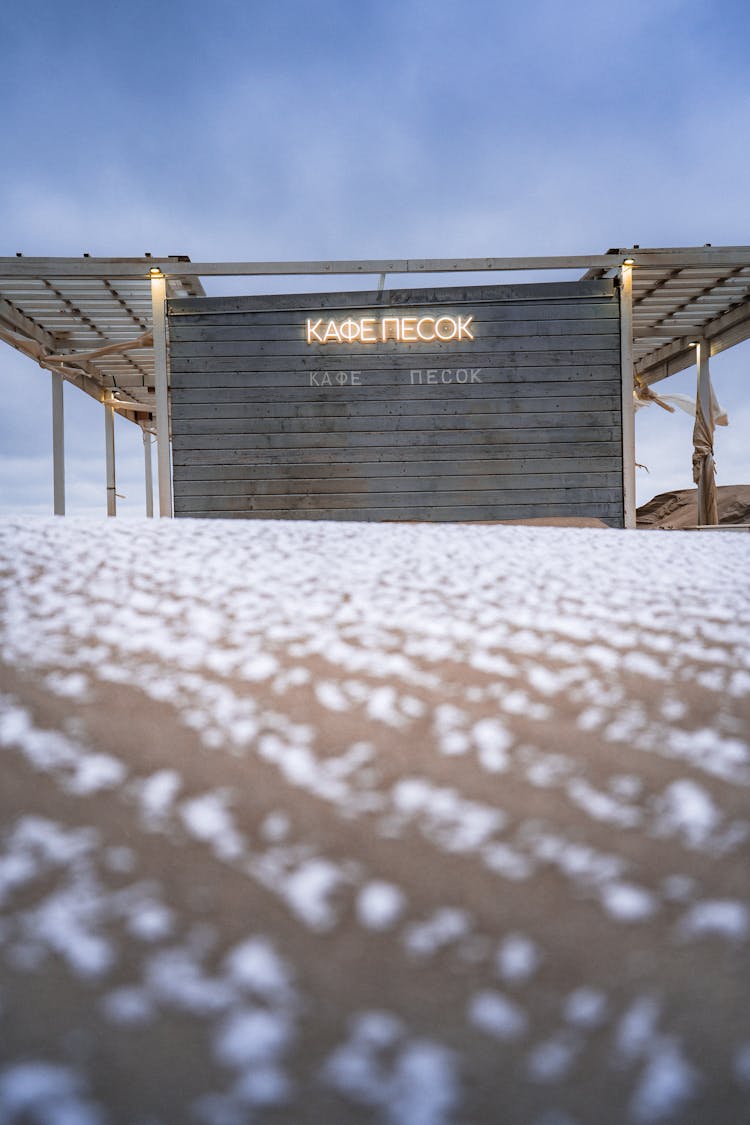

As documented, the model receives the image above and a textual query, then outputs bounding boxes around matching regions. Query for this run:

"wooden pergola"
[1,246,749,526]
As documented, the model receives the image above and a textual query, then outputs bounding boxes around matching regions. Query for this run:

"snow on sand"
[0,516,748,1123]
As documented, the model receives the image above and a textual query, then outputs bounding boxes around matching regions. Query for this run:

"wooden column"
[619,264,636,528]
[51,371,65,515]
[150,273,173,517]
[143,428,154,518]
[104,403,116,516]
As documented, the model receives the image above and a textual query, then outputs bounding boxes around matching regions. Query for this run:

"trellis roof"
[1,247,749,429]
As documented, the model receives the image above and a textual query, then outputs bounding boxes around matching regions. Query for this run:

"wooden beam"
[1,254,626,279]
[2,248,749,281]
[0,296,59,350]
[0,323,106,403]
[46,330,153,365]
[632,326,710,337]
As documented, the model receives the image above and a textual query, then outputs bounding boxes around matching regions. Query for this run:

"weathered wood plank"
[169,315,620,339]
[167,278,616,317]
[172,443,621,467]
[176,454,620,477]
[171,409,620,438]
[169,297,619,323]
[170,381,619,408]
[169,304,621,331]
[174,470,624,497]
[169,317,620,343]
[174,467,623,489]
[172,484,623,510]
[168,336,620,359]
[170,395,620,423]
[169,354,619,377]
[169,297,619,326]
[172,426,620,451]
[173,500,624,521]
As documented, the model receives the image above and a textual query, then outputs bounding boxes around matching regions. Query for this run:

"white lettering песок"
[409,369,482,384]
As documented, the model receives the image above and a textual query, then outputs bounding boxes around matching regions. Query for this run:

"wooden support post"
[143,429,154,518]
[619,264,636,528]
[150,273,173,517]
[51,371,65,515]
[104,403,116,516]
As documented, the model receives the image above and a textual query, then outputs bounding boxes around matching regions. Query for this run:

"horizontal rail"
[2,254,627,280]
[2,248,750,280]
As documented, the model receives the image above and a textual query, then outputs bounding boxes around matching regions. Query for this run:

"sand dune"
[0,517,748,1123]
[637,484,750,530]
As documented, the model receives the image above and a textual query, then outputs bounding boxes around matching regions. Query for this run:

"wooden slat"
[173,484,622,510]
[169,294,620,316]
[170,322,620,345]
[173,458,621,482]
[167,279,616,315]
[174,501,624,522]
[172,357,620,380]
[172,443,620,467]
[172,425,620,450]
[170,313,620,338]
[169,306,619,334]
[176,470,623,496]
[172,410,619,438]
[168,336,620,359]
[170,396,619,422]
[170,378,619,405]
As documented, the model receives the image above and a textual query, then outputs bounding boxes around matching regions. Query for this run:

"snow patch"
[677,899,749,942]
[600,883,657,922]
[468,990,528,1040]
[404,908,471,957]
[0,1062,104,1125]
[281,858,346,931]
[180,791,244,860]
[628,1041,699,1123]
[654,780,720,848]
[526,1033,580,1083]
[496,933,541,984]
[563,987,608,1028]
[356,881,406,931]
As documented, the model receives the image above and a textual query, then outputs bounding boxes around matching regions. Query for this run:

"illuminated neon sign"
[305,314,475,345]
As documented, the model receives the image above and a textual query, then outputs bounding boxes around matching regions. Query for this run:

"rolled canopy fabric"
[692,341,719,525]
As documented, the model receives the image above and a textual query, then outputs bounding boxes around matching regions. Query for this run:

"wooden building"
[168,279,624,524]
[1,247,749,526]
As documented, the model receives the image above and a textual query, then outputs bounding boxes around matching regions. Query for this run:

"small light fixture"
[149,266,163,278]
[623,257,635,266]
[688,340,699,348]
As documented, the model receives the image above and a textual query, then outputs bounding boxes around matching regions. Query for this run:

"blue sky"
[1,0,748,516]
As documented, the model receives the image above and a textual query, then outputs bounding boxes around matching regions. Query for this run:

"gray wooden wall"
[167,279,624,525]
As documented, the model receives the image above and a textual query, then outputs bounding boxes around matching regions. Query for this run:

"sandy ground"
[637,485,750,530]
[0,517,748,1124]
